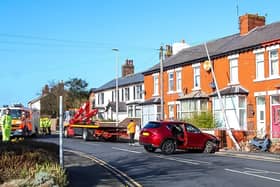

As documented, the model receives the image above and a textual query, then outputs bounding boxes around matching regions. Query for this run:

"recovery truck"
[63,101,128,141]
[0,104,39,137]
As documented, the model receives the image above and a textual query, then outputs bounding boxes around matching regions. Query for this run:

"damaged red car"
[139,121,220,154]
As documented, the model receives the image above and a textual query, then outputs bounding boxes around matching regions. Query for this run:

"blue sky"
[0,0,279,106]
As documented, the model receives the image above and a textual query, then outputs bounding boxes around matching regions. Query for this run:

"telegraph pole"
[160,46,164,120]
[204,43,240,151]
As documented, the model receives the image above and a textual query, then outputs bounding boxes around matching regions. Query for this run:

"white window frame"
[228,54,239,85]
[168,70,174,93]
[135,85,142,100]
[253,49,265,81]
[153,73,159,96]
[192,63,200,90]
[176,69,182,92]
[124,87,130,101]
[268,49,279,78]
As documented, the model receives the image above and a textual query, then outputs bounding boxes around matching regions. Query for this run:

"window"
[121,88,124,101]
[135,85,142,100]
[212,95,246,130]
[176,103,181,119]
[124,87,130,101]
[112,91,115,102]
[176,70,182,92]
[168,104,174,120]
[135,105,141,117]
[181,99,208,119]
[193,65,200,89]
[239,96,246,129]
[153,74,159,95]
[98,93,104,105]
[230,58,238,84]
[255,53,264,80]
[272,95,280,104]
[128,106,133,117]
[269,49,279,77]
[168,72,174,92]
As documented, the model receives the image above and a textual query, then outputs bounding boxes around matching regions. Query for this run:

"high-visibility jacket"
[45,118,51,128]
[40,118,46,128]
[127,121,136,134]
[1,114,12,141]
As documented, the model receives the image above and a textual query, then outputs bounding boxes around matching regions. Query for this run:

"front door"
[272,105,280,138]
[256,96,266,138]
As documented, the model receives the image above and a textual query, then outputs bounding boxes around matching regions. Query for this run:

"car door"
[184,123,205,149]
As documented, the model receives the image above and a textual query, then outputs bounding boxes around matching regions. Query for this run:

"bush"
[184,112,217,129]
[0,140,68,186]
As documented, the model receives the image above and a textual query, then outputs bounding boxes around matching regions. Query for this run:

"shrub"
[184,112,217,129]
[0,140,68,186]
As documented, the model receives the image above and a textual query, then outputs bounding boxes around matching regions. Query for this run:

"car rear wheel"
[144,145,157,153]
[161,139,176,154]
[204,141,215,153]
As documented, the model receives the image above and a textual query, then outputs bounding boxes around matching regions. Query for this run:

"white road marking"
[112,147,142,154]
[245,168,280,175]
[155,155,203,165]
[65,149,142,187]
[216,152,280,163]
[111,147,210,165]
[225,168,280,182]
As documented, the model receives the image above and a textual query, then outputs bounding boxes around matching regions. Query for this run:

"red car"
[139,121,220,154]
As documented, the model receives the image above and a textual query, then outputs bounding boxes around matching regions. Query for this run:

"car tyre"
[161,139,176,154]
[204,141,215,153]
[144,145,157,153]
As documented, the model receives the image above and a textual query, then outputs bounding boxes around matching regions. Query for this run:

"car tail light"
[142,131,150,136]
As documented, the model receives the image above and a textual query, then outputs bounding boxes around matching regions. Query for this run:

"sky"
[0,0,279,106]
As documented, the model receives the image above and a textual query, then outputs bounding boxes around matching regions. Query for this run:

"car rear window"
[143,122,161,129]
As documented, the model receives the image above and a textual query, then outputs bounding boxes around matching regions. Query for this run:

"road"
[38,135,280,187]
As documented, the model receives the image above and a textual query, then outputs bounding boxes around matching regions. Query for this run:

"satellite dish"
[203,60,212,72]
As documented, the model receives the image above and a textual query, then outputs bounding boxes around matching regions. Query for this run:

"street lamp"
[112,48,119,127]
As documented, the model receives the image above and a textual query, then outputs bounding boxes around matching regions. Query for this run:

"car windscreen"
[143,122,161,129]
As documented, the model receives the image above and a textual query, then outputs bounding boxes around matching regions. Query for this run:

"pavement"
[64,147,280,187]
[64,151,125,187]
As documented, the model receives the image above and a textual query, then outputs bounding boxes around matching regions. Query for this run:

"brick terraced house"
[142,14,280,141]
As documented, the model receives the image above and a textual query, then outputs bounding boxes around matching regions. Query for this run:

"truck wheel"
[161,140,176,154]
[144,145,156,153]
[204,141,215,153]
[82,128,90,141]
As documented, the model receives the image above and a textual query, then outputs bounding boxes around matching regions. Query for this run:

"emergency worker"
[40,117,46,135]
[127,119,136,146]
[45,117,51,135]
[1,108,12,141]
[20,112,29,136]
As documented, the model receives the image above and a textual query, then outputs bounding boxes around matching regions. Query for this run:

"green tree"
[64,78,89,109]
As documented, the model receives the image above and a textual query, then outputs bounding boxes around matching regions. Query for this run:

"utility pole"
[204,43,241,151]
[160,46,164,120]
[59,95,64,168]
[112,48,119,127]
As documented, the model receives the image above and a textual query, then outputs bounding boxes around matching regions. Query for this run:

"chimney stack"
[239,13,265,35]
[42,84,49,96]
[122,59,134,77]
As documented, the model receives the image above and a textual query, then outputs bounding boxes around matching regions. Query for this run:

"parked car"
[139,121,220,154]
